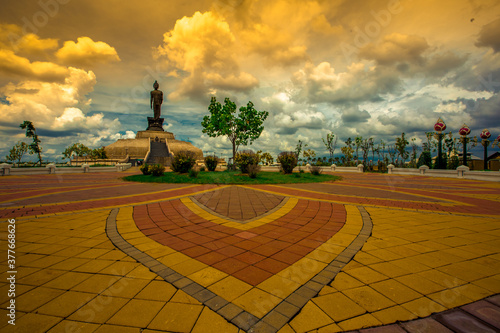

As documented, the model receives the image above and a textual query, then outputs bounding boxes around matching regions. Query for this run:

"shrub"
[140,163,151,175]
[247,164,261,178]
[199,165,206,172]
[171,151,196,173]
[278,151,297,174]
[235,150,260,173]
[149,164,165,176]
[204,155,218,171]
[448,155,459,170]
[310,165,322,175]
[417,151,432,168]
[189,167,199,178]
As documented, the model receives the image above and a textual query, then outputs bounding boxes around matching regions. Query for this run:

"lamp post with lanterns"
[458,124,471,166]
[480,129,491,170]
[434,118,446,169]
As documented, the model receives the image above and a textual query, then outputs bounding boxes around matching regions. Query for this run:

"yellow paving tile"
[208,276,252,302]
[68,295,129,323]
[43,271,93,290]
[257,274,301,299]
[99,261,140,276]
[436,261,495,282]
[37,291,95,317]
[75,248,112,259]
[188,267,228,287]
[417,269,467,288]
[401,297,447,317]
[452,283,492,301]
[135,280,177,302]
[345,266,388,285]
[367,248,404,261]
[390,258,432,273]
[158,251,191,267]
[49,257,90,270]
[312,292,366,322]
[371,279,422,304]
[171,258,208,276]
[72,274,121,294]
[14,286,65,312]
[395,274,445,295]
[8,313,62,333]
[412,252,463,268]
[368,261,411,278]
[372,305,417,324]
[233,288,282,318]
[47,320,100,333]
[73,259,115,273]
[147,302,203,332]
[289,301,334,333]
[329,272,365,291]
[352,251,383,265]
[191,307,239,333]
[427,288,473,309]
[104,277,149,299]
[473,275,500,293]
[319,285,337,296]
[125,265,159,280]
[170,290,202,304]
[277,325,297,333]
[337,313,382,331]
[317,323,343,333]
[107,299,164,327]
[342,285,396,312]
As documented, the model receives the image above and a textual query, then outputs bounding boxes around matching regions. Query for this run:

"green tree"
[201,97,268,167]
[322,132,338,162]
[90,147,107,164]
[409,138,419,168]
[387,144,396,164]
[354,136,363,162]
[395,133,409,166]
[20,121,42,165]
[295,140,307,167]
[261,152,274,165]
[360,138,371,168]
[6,141,29,165]
[62,143,91,165]
[341,138,354,166]
[303,149,316,164]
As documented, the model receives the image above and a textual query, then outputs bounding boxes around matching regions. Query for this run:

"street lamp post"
[434,118,446,169]
[480,129,491,170]
[458,124,471,166]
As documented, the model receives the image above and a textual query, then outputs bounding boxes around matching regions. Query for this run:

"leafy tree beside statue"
[201,97,268,168]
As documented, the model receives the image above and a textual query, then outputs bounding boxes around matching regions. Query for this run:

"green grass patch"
[123,170,340,184]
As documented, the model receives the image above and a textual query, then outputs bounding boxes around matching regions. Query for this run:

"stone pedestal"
[147,117,164,131]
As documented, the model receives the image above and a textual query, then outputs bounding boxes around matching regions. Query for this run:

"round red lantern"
[458,124,471,136]
[480,129,491,140]
[434,118,446,132]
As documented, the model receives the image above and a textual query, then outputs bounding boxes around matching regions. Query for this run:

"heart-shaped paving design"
[109,185,372,332]
[133,186,346,286]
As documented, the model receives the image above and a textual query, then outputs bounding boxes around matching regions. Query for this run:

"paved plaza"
[1,169,499,332]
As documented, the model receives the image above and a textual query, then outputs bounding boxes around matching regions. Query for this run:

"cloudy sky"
[1,0,499,162]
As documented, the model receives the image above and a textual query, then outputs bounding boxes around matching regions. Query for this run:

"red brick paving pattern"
[133,197,346,286]
[192,186,285,220]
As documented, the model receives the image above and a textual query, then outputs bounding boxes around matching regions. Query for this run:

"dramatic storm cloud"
[0,0,499,161]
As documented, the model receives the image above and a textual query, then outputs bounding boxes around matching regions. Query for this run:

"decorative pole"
[480,129,491,170]
[458,124,471,166]
[434,118,446,169]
